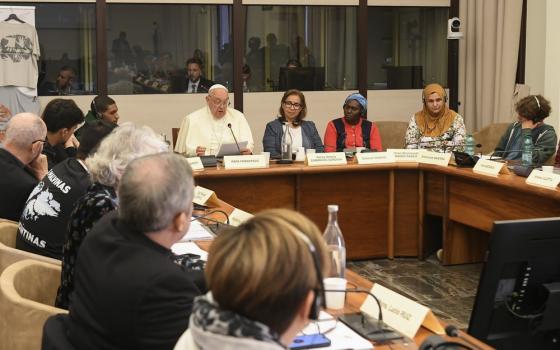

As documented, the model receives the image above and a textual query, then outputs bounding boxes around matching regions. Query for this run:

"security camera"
[447,17,464,40]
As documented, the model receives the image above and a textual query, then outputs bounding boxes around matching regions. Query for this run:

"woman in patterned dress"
[405,83,466,152]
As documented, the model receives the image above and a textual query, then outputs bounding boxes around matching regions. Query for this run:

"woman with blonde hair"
[175,209,329,350]
[405,83,466,152]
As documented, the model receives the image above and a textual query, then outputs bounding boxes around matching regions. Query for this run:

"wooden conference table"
[194,161,560,265]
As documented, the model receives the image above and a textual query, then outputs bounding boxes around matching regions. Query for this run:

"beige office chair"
[472,122,510,155]
[0,259,67,350]
[0,219,18,248]
[375,121,409,150]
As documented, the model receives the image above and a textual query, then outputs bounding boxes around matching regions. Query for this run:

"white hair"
[4,113,46,149]
[85,122,168,187]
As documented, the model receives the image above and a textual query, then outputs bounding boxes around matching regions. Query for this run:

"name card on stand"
[193,186,217,206]
[356,152,396,165]
[306,152,347,166]
[473,159,509,176]
[526,170,560,189]
[229,208,254,226]
[186,157,204,171]
[387,149,422,162]
[418,151,452,167]
[360,284,444,339]
[224,155,266,169]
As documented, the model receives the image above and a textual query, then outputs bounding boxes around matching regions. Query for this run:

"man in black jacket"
[0,113,48,221]
[184,57,214,93]
[67,152,204,350]
[42,98,85,169]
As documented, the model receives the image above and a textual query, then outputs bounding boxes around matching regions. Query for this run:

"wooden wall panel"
[393,170,419,256]
[298,171,390,260]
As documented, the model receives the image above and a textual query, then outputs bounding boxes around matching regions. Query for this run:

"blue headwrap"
[344,93,367,115]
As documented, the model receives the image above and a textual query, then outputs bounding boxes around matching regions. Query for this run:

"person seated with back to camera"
[405,83,466,152]
[323,93,382,152]
[493,95,557,166]
[263,89,324,158]
[55,122,170,309]
[65,153,205,349]
[174,208,328,350]
[0,113,48,221]
[41,98,85,169]
[16,121,114,260]
[174,84,254,157]
[75,95,120,140]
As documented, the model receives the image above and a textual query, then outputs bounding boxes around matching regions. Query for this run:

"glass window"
[107,4,232,95]
[368,7,448,90]
[244,5,357,92]
[3,3,96,96]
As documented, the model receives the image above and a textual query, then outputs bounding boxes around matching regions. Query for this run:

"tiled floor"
[348,256,482,330]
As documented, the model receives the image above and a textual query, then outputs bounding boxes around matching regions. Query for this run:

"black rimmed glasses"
[283,101,302,110]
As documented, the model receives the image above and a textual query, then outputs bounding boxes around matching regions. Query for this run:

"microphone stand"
[227,123,242,155]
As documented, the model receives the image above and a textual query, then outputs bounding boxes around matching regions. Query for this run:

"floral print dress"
[55,182,118,309]
[405,114,466,152]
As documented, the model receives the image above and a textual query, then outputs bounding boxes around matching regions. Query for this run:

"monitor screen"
[468,217,560,349]
[278,67,325,91]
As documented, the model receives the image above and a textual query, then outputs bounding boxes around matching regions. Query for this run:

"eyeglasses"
[283,101,302,110]
[210,98,231,108]
[32,138,47,145]
[301,316,338,336]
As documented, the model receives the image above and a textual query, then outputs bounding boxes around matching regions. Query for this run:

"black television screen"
[468,217,560,349]
[278,67,325,91]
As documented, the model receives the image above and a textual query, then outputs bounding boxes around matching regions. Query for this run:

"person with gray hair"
[55,122,169,309]
[65,153,203,350]
[0,113,48,221]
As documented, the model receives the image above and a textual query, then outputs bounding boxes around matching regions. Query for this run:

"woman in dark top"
[262,89,324,157]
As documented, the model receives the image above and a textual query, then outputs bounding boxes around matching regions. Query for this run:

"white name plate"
[193,186,216,206]
[306,152,347,166]
[473,159,508,176]
[186,157,204,171]
[361,284,444,339]
[356,152,396,165]
[387,149,422,162]
[526,169,560,189]
[418,151,452,167]
[224,155,266,169]
[229,208,254,227]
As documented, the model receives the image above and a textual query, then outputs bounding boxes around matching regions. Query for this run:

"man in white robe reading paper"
[174,84,254,157]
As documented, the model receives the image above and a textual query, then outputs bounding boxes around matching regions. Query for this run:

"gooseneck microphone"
[227,123,242,155]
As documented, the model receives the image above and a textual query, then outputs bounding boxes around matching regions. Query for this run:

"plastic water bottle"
[323,205,346,278]
[522,135,533,166]
[281,122,292,161]
[465,134,475,156]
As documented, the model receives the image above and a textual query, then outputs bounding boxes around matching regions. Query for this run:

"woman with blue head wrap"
[323,93,382,152]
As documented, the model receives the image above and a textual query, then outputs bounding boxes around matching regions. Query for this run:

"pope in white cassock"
[174,84,254,156]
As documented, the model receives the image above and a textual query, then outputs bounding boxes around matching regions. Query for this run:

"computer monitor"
[278,67,325,91]
[468,217,560,350]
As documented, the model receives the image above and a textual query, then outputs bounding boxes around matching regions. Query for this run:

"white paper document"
[171,242,208,261]
[180,219,214,241]
[216,141,248,157]
[298,311,373,350]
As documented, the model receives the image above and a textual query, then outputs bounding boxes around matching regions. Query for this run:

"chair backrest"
[0,219,18,248]
[0,259,67,350]
[172,127,180,148]
[0,238,60,280]
[375,121,409,150]
[472,122,510,155]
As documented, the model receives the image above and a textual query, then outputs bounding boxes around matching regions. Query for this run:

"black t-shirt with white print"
[16,158,91,259]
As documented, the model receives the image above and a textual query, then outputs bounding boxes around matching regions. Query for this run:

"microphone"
[227,123,242,155]
[445,325,481,350]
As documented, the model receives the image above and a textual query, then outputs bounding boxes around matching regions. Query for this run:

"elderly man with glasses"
[0,113,48,220]
[174,84,254,157]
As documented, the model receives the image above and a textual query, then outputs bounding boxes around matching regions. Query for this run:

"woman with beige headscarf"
[405,83,466,152]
